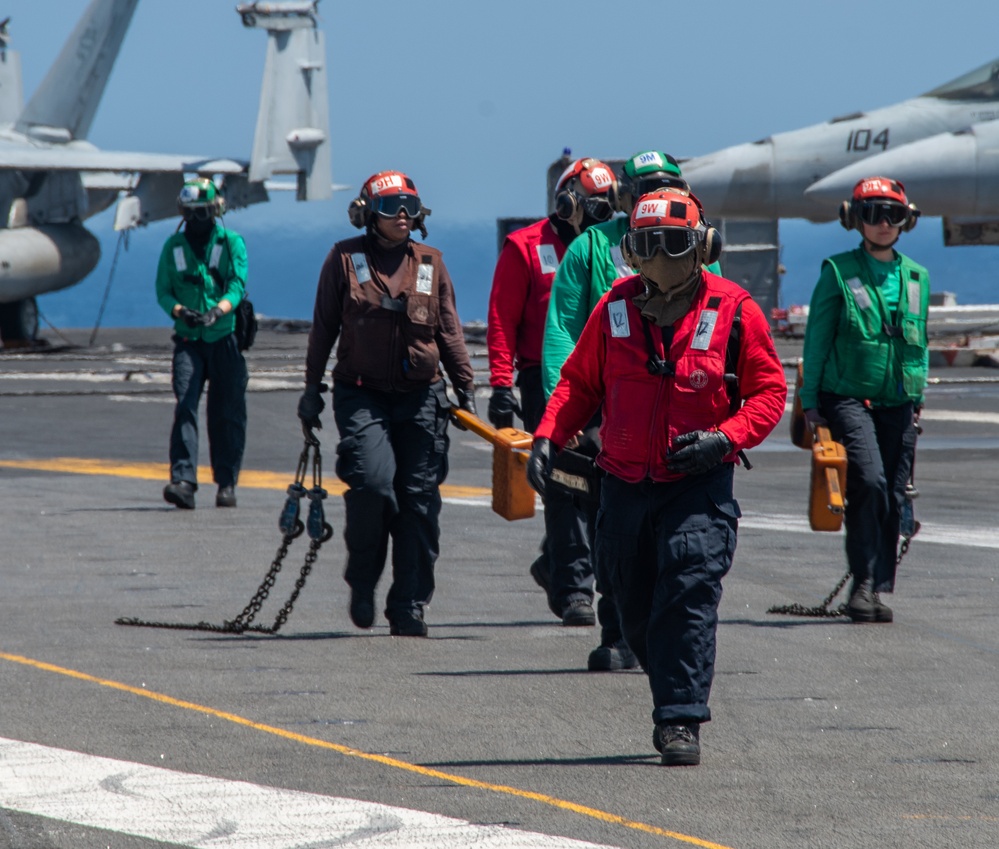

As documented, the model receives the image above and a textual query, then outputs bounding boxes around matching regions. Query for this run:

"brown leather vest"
[333,235,443,391]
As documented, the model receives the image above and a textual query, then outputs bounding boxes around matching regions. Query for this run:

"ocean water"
[35,208,999,335]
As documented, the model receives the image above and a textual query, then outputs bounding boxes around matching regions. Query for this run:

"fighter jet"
[680,56,999,225]
[0,0,334,345]
[804,117,999,246]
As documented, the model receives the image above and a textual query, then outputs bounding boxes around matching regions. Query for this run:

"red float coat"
[487,217,569,387]
[535,272,787,484]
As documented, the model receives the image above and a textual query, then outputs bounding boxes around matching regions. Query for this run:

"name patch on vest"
[536,244,559,275]
[907,280,922,314]
[209,244,223,270]
[609,245,633,278]
[691,310,718,350]
[351,253,371,284]
[173,247,187,273]
[846,277,872,311]
[416,262,434,294]
[608,300,630,338]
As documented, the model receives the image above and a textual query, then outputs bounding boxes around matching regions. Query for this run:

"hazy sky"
[6,0,999,227]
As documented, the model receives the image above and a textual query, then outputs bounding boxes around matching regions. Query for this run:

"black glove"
[451,387,478,431]
[177,307,203,328]
[199,306,225,327]
[297,384,326,430]
[803,408,827,429]
[667,430,732,475]
[488,386,519,429]
[526,437,554,496]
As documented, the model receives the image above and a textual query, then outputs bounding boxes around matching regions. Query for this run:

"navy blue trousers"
[818,393,915,593]
[333,380,451,621]
[598,466,739,725]
[520,367,622,644]
[169,334,247,489]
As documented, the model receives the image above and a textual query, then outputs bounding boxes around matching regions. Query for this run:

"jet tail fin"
[13,0,138,141]
[0,18,24,124]
[240,2,332,201]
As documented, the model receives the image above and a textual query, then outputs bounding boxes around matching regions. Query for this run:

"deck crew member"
[530,189,786,765]
[487,158,617,628]
[800,176,928,624]
[297,171,476,637]
[541,151,718,672]
[156,178,248,511]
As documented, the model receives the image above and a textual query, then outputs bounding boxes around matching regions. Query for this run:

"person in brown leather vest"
[298,171,477,637]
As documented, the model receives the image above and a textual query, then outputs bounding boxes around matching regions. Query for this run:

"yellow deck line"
[0,651,735,849]
[0,457,490,500]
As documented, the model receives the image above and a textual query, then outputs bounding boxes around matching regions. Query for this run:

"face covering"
[184,214,214,240]
[632,252,701,327]
[641,252,698,293]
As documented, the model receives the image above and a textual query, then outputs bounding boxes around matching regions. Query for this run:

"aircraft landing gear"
[0,297,40,347]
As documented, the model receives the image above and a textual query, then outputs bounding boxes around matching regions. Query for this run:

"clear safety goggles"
[374,194,423,218]
[624,226,699,260]
[857,201,908,227]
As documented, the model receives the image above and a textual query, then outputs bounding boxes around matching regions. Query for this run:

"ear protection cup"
[619,233,638,270]
[348,196,368,229]
[839,200,856,231]
[702,226,722,265]
[554,188,578,220]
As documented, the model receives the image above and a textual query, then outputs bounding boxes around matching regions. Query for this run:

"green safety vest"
[822,248,929,404]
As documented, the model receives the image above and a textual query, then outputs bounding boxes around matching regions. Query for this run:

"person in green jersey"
[800,176,928,624]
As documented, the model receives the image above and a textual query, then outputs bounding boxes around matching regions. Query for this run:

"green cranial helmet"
[177,177,224,219]
[618,151,689,212]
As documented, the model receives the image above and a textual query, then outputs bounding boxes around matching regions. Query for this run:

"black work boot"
[389,610,428,637]
[349,587,375,629]
[846,578,877,623]
[216,485,237,508]
[587,639,639,671]
[163,481,195,510]
[872,591,894,623]
[561,599,596,627]
[529,556,561,619]
[654,723,701,766]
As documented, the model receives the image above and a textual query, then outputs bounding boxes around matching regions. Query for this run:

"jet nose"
[682,140,776,220]
[805,127,994,217]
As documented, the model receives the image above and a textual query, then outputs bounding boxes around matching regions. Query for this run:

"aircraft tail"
[240,2,332,201]
[14,0,139,141]
[0,18,24,124]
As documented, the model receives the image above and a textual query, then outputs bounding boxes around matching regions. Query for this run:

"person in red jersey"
[529,189,786,765]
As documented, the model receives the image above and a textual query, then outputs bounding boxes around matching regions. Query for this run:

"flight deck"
[1,327,998,849]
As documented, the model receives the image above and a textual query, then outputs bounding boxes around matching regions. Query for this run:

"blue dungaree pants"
[598,465,739,726]
[169,334,248,489]
[333,379,451,623]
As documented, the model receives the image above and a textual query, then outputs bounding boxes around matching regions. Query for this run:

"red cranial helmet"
[553,158,617,223]
[623,189,722,265]
[841,176,920,232]
[348,170,431,236]
[629,189,705,230]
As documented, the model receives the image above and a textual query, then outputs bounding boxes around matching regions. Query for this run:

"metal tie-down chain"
[116,429,333,635]
[767,484,919,619]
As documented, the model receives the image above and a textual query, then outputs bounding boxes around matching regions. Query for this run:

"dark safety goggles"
[624,227,699,260]
[630,175,686,197]
[374,194,423,218]
[857,201,909,227]
[184,206,214,222]
[583,194,614,222]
